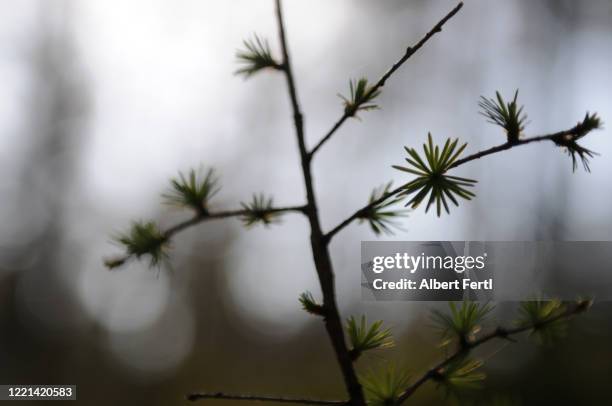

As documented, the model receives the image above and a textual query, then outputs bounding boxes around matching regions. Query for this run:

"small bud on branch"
[240,194,284,227]
[235,35,283,77]
[162,167,220,214]
[338,78,381,119]
[357,182,408,235]
[393,133,477,217]
[479,89,527,143]
[110,220,168,269]
[346,316,394,360]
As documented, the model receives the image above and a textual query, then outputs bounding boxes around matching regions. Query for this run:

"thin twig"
[107,205,305,267]
[187,392,346,405]
[397,300,591,403]
[309,2,464,157]
[325,127,591,242]
[448,130,576,168]
[163,206,306,236]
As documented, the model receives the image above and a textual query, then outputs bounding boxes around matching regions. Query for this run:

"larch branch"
[326,124,597,242]
[397,300,591,403]
[106,205,306,268]
[309,2,464,157]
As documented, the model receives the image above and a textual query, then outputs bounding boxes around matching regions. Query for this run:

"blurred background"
[1,0,611,404]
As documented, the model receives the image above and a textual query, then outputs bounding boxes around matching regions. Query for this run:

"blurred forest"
[1,1,611,405]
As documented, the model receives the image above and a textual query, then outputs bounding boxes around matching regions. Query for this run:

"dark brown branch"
[309,2,464,157]
[326,126,592,242]
[397,300,591,403]
[275,1,366,405]
[187,392,346,405]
